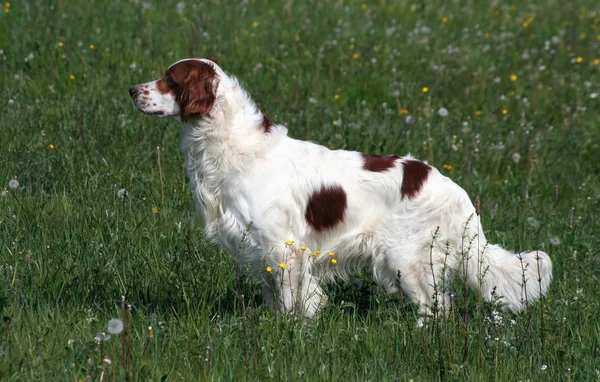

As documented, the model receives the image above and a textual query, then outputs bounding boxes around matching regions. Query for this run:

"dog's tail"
[462,240,552,312]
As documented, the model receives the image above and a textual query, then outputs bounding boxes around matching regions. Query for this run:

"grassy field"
[1,0,599,380]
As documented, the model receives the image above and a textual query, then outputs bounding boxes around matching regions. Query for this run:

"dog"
[129,58,552,318]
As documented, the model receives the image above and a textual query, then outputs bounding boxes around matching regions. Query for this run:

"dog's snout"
[128,87,138,97]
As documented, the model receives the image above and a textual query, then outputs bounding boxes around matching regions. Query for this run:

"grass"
[1,0,599,380]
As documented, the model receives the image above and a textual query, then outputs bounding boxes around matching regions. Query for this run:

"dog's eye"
[166,75,177,87]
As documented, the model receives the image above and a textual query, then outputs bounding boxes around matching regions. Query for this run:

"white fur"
[131,59,552,318]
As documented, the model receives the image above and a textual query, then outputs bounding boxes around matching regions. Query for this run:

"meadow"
[1,0,599,380]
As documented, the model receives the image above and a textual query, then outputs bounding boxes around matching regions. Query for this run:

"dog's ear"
[180,63,216,119]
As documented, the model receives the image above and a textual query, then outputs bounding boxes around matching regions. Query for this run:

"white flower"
[107,318,124,334]
[549,236,561,246]
[308,97,317,104]
[541,364,548,371]
[8,99,14,105]
[405,115,415,124]
[590,93,598,99]
[117,188,128,198]
[511,152,521,163]
[527,217,540,228]
[8,179,19,189]
[437,107,449,117]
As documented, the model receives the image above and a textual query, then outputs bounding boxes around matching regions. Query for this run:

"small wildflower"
[107,318,124,334]
[89,44,95,50]
[266,266,272,272]
[361,3,367,10]
[502,109,508,115]
[422,87,429,93]
[285,240,294,246]
[437,107,449,117]
[69,74,75,80]
[475,110,483,116]
[252,21,259,28]
[300,246,307,251]
[352,53,359,59]
[593,58,600,66]
[329,251,335,257]
[49,143,55,149]
[541,365,548,371]
[294,34,300,42]
[512,152,521,163]
[405,115,415,124]
[103,357,112,365]
[331,259,337,264]
[576,56,583,63]
[443,164,454,171]
[349,44,354,50]
[549,236,561,246]
[147,326,153,338]
[8,178,19,189]
[58,41,64,47]
[279,263,286,269]
[510,74,517,82]
[152,206,160,214]
[334,94,340,100]
[441,17,448,24]
[400,109,409,115]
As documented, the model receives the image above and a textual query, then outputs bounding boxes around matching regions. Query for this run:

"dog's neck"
[180,75,287,226]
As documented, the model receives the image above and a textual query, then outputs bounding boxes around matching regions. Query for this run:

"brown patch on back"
[156,60,218,120]
[401,160,431,200]
[261,115,273,133]
[362,154,400,172]
[305,185,347,232]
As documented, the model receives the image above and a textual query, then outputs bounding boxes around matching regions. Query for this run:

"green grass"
[1,0,599,380]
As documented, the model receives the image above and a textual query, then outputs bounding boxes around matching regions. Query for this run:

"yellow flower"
[593,58,600,66]
[58,41,64,47]
[443,164,454,171]
[331,259,337,264]
[89,44,95,50]
[475,110,483,116]
[329,251,335,257]
[353,53,359,59]
[334,94,340,100]
[285,240,294,246]
[349,44,354,50]
[69,74,75,80]
[266,266,272,272]
[300,246,307,251]
[311,250,320,257]
[332,120,337,126]
[252,21,259,28]
[484,32,489,38]
[5,2,10,7]
[244,30,249,36]
[279,263,286,269]
[441,17,448,24]
[576,57,583,63]
[152,206,160,214]
[422,87,429,93]
[597,34,600,41]
[49,144,55,149]
[399,109,409,115]
[502,109,508,115]
[294,34,300,42]
[510,74,517,82]
[579,32,586,39]
[361,3,367,10]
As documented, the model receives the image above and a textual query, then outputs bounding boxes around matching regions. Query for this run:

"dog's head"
[129,58,219,121]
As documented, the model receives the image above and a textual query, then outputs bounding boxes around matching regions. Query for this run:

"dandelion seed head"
[117,188,128,198]
[437,107,449,117]
[8,178,19,189]
[107,318,124,334]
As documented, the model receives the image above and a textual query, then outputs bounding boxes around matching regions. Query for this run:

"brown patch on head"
[362,154,400,172]
[401,160,431,200]
[261,115,272,133]
[156,60,218,120]
[305,185,347,232]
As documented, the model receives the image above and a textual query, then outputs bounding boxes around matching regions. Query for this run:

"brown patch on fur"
[261,115,272,133]
[305,185,347,231]
[401,160,431,200]
[362,154,400,172]
[156,60,217,120]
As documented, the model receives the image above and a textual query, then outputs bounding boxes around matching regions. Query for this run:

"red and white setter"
[129,59,552,318]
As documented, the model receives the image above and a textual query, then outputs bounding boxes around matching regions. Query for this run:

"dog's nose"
[128,87,138,97]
